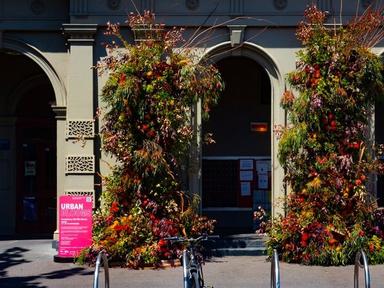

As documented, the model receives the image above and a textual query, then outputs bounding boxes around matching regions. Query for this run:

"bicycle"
[165,234,218,288]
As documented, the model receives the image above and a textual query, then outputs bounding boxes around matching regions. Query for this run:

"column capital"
[62,24,97,43]
[52,105,67,120]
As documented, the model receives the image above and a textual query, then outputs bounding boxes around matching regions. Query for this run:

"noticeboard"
[58,195,92,258]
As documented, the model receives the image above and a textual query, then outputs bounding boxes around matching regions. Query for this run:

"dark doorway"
[0,50,56,236]
[202,56,271,233]
[376,56,384,207]
[15,84,57,236]
[376,98,384,207]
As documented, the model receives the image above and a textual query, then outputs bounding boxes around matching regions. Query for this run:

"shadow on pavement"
[0,267,93,288]
[41,267,94,279]
[0,245,93,288]
[0,247,30,277]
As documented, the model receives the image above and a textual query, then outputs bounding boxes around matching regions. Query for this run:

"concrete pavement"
[1,239,384,287]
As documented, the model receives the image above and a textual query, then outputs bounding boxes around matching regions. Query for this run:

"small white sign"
[24,161,36,176]
[240,182,251,196]
[258,173,268,189]
[239,159,254,170]
[256,161,271,174]
[240,170,253,181]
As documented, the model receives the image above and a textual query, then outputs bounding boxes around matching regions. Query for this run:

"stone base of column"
[53,255,74,263]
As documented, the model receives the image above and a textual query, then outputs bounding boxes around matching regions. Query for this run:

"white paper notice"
[240,182,251,196]
[256,161,270,174]
[258,173,268,189]
[239,159,254,170]
[240,170,253,181]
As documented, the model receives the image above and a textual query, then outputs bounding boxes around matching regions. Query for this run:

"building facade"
[0,0,383,237]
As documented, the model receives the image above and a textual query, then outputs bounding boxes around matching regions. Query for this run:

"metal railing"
[354,249,371,288]
[93,251,110,288]
[271,249,281,288]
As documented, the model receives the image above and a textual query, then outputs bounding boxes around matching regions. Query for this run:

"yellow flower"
[301,210,313,219]
[177,59,190,66]
[120,216,131,225]
[308,177,322,189]
[110,220,119,230]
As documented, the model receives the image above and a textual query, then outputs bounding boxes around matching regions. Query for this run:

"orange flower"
[328,238,338,246]
[281,90,295,107]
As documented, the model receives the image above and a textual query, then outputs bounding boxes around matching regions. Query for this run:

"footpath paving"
[1,239,384,287]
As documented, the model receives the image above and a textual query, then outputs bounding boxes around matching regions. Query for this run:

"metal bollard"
[93,251,110,288]
[354,249,370,288]
[271,249,280,288]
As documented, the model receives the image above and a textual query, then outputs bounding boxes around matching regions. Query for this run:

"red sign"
[58,195,93,258]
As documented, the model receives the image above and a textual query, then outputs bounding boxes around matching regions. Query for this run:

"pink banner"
[58,195,93,258]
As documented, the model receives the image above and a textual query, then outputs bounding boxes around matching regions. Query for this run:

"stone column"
[60,24,97,231]
[189,99,203,212]
[51,106,66,241]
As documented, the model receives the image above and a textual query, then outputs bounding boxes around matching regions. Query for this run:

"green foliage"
[268,6,384,265]
[83,11,222,268]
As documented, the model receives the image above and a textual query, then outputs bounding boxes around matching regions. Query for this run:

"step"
[210,234,267,248]
[211,247,267,256]
[204,233,268,257]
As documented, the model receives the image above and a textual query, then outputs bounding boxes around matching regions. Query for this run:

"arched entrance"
[375,55,384,207]
[202,55,272,234]
[0,49,57,236]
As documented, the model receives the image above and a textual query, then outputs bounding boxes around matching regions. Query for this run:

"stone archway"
[0,41,65,236]
[375,53,384,206]
[3,37,66,107]
[194,42,285,233]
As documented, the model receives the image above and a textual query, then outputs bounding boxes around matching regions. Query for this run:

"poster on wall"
[258,173,269,189]
[239,159,254,170]
[23,196,37,222]
[58,195,92,258]
[24,161,36,176]
[240,170,253,181]
[256,160,270,174]
[240,182,251,196]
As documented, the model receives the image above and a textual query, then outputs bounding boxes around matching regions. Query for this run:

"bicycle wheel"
[190,271,201,288]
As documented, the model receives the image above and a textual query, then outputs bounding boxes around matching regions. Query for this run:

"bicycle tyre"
[191,271,201,288]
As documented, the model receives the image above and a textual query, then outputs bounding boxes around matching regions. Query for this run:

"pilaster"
[52,105,66,240]
[62,23,97,205]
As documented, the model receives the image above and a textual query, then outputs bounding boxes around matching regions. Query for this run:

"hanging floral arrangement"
[267,6,384,265]
[78,11,224,268]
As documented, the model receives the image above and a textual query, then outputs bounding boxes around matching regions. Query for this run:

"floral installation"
[77,11,223,268]
[267,6,384,265]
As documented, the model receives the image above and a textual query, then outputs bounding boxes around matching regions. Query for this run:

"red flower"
[369,243,375,253]
[119,73,126,85]
[110,201,119,213]
[158,239,167,247]
[300,232,310,247]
